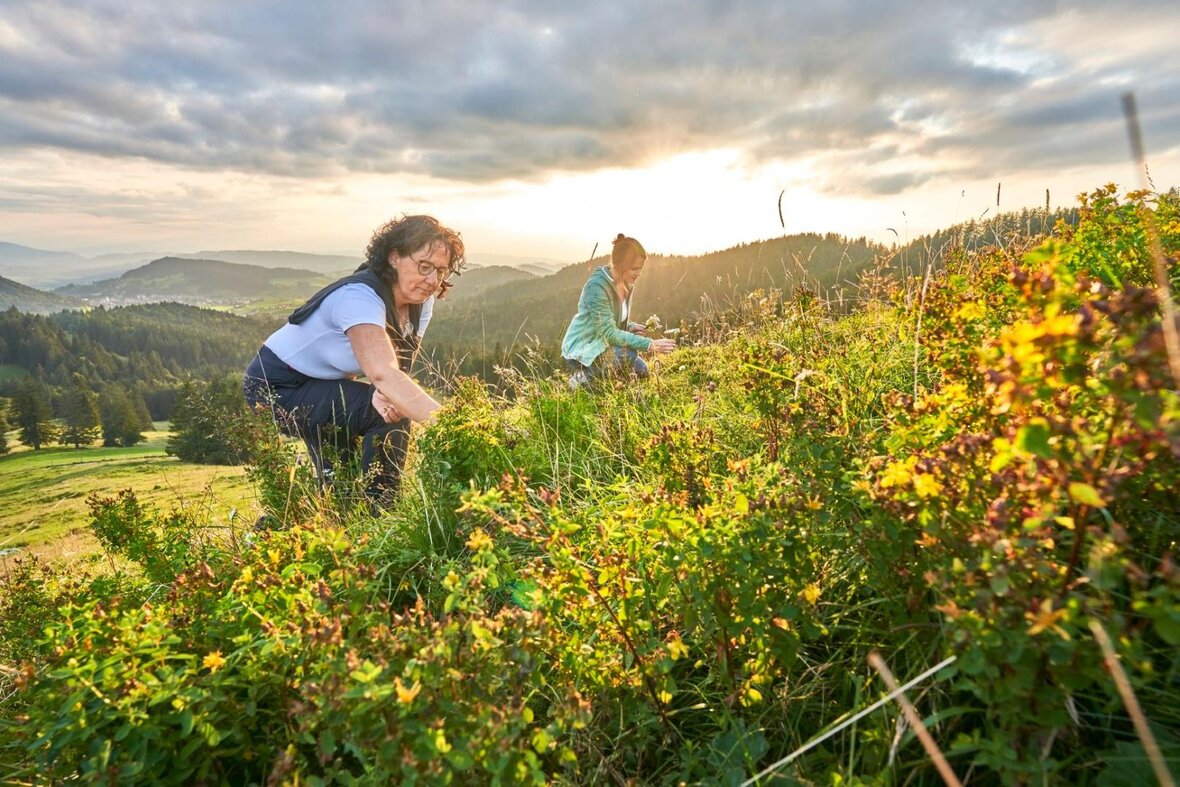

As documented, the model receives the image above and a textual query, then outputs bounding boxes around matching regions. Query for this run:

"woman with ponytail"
[561,234,676,387]
[243,215,464,506]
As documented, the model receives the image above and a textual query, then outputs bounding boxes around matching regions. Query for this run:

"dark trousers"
[243,346,409,502]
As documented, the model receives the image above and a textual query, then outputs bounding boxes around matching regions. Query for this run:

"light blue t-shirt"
[264,283,434,379]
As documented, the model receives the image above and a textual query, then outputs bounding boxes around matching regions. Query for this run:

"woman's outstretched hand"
[649,338,677,355]
[372,389,403,423]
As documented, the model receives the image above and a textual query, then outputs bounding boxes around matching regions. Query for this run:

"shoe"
[251,514,288,533]
[568,370,589,390]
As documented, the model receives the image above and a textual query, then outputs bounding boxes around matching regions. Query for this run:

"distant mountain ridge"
[464,252,569,276]
[0,242,92,289]
[177,250,362,276]
[56,257,333,306]
[445,266,536,302]
[0,241,573,289]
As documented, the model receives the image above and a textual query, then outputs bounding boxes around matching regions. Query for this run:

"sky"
[1,0,1178,262]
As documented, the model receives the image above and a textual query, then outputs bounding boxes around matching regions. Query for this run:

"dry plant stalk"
[913,260,934,399]
[1122,92,1180,390]
[1089,620,1177,787]
[868,651,963,787]
[740,657,957,786]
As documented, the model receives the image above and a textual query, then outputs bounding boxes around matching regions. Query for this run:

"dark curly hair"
[363,215,466,288]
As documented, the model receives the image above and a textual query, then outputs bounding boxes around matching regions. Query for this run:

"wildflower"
[912,473,943,498]
[879,461,912,489]
[667,635,689,661]
[803,584,821,605]
[395,677,421,704]
[466,528,493,552]
[203,651,227,672]
[1026,600,1070,639]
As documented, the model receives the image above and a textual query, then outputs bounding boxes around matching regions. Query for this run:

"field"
[0,424,259,560]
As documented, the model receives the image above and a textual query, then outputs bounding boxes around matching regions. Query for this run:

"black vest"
[287,266,421,372]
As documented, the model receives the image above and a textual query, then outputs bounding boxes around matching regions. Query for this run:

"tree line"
[0,303,271,419]
[0,370,252,467]
[1,374,153,454]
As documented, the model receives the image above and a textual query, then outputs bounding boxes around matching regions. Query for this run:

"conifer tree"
[0,400,11,456]
[167,375,248,464]
[132,390,154,431]
[166,379,200,460]
[11,377,57,450]
[60,374,101,448]
[99,384,146,447]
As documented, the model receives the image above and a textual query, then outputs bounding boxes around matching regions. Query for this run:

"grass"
[0,423,260,559]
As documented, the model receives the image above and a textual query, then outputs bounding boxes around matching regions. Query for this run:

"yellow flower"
[912,473,942,499]
[667,635,689,661]
[953,301,985,321]
[465,528,493,552]
[1026,600,1070,640]
[203,651,227,672]
[395,677,421,704]
[880,462,912,489]
[802,584,821,605]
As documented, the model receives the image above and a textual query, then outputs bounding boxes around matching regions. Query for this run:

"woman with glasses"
[561,233,676,388]
[243,214,464,507]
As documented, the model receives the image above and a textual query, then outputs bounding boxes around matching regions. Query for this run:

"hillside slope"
[1,187,1177,784]
[56,257,332,305]
[0,273,84,314]
[424,231,886,375]
[0,302,271,415]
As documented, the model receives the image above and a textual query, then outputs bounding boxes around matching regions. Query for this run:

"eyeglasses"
[410,255,453,282]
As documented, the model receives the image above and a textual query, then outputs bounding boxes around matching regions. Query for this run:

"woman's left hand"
[630,325,647,335]
[372,389,403,423]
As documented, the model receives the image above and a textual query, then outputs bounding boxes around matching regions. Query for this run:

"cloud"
[0,0,1177,196]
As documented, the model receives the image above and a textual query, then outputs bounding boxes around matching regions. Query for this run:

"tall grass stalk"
[1122,91,1180,390]
[1089,620,1177,787]
[740,656,957,785]
[868,651,962,787]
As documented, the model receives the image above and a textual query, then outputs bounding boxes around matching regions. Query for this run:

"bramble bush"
[1,186,1177,784]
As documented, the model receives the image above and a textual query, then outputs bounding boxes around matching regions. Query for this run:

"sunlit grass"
[0,423,259,555]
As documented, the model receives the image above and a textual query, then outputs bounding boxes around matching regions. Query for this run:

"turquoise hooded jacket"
[561,265,653,367]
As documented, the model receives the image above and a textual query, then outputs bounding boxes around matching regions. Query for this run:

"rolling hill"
[175,250,361,276]
[56,257,333,306]
[444,265,536,302]
[0,273,84,314]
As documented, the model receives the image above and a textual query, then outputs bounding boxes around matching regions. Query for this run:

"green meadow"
[0,424,259,558]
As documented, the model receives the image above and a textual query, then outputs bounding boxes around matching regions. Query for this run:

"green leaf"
[319,729,337,757]
[1015,420,1052,458]
[446,749,474,771]
[1068,482,1105,508]
[179,710,194,736]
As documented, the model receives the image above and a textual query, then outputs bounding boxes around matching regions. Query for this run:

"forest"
[0,185,1176,783]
